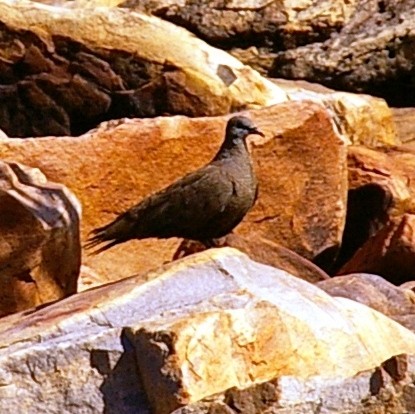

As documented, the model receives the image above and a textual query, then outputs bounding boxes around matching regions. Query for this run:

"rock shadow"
[91,330,151,414]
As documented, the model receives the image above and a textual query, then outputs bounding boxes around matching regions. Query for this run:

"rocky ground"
[1,0,415,413]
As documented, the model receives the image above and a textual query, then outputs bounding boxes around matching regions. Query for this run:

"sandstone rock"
[318,273,415,332]
[174,233,330,283]
[273,78,398,148]
[0,161,81,316]
[272,0,415,107]
[338,213,415,285]
[174,356,415,414]
[0,0,285,137]
[0,0,399,150]
[392,107,415,144]
[0,248,415,413]
[0,101,348,283]
[335,145,415,273]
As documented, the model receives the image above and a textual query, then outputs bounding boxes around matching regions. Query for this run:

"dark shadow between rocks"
[92,330,151,414]
[333,183,392,273]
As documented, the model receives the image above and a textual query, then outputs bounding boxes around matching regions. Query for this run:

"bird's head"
[225,116,265,144]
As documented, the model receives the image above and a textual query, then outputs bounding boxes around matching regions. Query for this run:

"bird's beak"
[249,127,265,137]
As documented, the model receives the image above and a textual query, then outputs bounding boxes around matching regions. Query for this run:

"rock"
[338,213,415,285]
[318,273,415,332]
[174,357,415,414]
[174,233,330,283]
[0,0,398,150]
[86,116,263,253]
[0,161,81,316]
[78,265,104,292]
[272,0,415,107]
[0,248,415,413]
[392,107,415,144]
[0,101,348,283]
[0,0,285,137]
[334,145,415,274]
[273,78,399,148]
[120,0,358,54]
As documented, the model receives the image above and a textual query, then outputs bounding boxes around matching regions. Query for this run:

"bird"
[86,115,264,254]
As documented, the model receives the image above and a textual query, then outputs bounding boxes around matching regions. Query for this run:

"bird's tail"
[84,212,135,255]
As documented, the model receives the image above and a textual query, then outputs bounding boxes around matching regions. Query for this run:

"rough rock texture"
[335,145,415,278]
[273,78,399,148]
[338,213,415,285]
[0,0,399,149]
[120,0,359,52]
[0,0,285,137]
[0,102,348,282]
[0,248,415,413]
[318,273,415,332]
[393,107,415,144]
[0,160,81,316]
[173,356,415,414]
[174,233,330,283]
[273,0,415,107]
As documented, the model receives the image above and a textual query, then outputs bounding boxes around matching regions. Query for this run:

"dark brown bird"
[86,116,264,254]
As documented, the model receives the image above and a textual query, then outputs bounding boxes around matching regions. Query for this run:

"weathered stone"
[119,0,358,53]
[174,233,330,283]
[335,145,415,273]
[0,161,80,316]
[1,248,414,413]
[0,0,398,149]
[272,0,415,107]
[174,363,415,414]
[0,102,348,283]
[0,0,286,137]
[337,213,415,285]
[318,273,415,332]
[272,78,399,148]
[392,107,415,144]
[125,250,415,412]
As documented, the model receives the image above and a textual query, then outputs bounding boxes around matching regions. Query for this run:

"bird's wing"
[128,164,235,238]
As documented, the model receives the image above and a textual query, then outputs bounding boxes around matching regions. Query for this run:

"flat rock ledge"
[0,248,415,413]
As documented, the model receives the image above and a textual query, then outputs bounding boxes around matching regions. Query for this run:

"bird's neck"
[213,138,249,162]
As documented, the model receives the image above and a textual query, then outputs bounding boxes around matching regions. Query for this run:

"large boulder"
[0,0,398,149]
[272,0,415,107]
[335,145,415,282]
[0,248,414,413]
[318,273,415,332]
[0,101,348,282]
[0,161,81,316]
[0,0,284,137]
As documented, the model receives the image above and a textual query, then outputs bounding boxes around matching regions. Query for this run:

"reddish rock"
[174,233,330,283]
[0,101,347,283]
[336,145,415,272]
[338,214,415,285]
[0,161,81,316]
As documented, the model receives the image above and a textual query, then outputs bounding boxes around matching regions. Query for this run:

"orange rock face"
[0,161,81,316]
[338,214,415,284]
[336,145,415,281]
[0,101,347,283]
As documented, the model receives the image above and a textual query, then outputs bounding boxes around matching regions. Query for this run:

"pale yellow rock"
[275,80,399,147]
[0,248,413,413]
[126,248,415,413]
[0,0,287,113]
[0,0,398,148]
